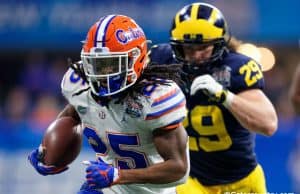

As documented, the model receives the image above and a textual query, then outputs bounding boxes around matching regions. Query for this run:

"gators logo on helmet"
[81,15,148,96]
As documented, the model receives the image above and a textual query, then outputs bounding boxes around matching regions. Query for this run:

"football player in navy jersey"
[149,2,278,193]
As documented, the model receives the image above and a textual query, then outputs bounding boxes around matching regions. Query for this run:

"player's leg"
[176,176,211,194]
[218,164,267,193]
[247,164,267,193]
[177,164,266,194]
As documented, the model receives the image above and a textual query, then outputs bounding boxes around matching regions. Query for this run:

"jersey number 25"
[83,126,149,169]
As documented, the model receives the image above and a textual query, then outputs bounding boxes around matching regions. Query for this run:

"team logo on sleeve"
[77,105,87,115]
[212,65,231,87]
[98,111,106,119]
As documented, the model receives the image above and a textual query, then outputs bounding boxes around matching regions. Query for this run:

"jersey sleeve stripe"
[151,88,180,107]
[159,117,185,130]
[160,123,181,130]
[145,98,186,120]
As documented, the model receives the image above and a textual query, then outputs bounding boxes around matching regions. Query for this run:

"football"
[41,116,82,167]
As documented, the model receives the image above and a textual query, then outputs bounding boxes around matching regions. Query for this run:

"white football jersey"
[61,68,189,194]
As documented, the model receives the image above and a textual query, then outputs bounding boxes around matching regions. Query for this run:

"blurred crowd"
[0,51,76,148]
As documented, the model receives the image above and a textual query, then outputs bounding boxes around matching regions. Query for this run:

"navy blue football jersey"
[149,43,265,185]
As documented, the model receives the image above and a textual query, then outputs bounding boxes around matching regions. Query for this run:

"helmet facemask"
[170,3,230,75]
[81,47,141,96]
[171,38,226,62]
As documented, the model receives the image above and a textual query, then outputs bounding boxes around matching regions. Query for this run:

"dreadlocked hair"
[141,64,183,85]
[123,64,184,99]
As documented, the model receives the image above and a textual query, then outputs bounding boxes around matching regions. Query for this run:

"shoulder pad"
[222,52,264,92]
[142,81,186,131]
[149,43,177,65]
[61,68,89,98]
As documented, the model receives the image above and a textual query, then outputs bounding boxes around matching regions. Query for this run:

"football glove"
[84,158,120,190]
[190,74,234,107]
[28,145,68,176]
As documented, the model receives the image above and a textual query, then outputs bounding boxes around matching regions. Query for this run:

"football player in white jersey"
[28,14,189,194]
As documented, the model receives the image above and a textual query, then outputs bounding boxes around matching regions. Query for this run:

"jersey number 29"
[184,105,232,152]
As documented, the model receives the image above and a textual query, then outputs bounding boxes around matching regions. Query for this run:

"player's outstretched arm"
[226,89,278,136]
[190,74,277,136]
[117,124,189,185]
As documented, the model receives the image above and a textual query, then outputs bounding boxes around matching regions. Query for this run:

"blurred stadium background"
[0,0,299,193]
